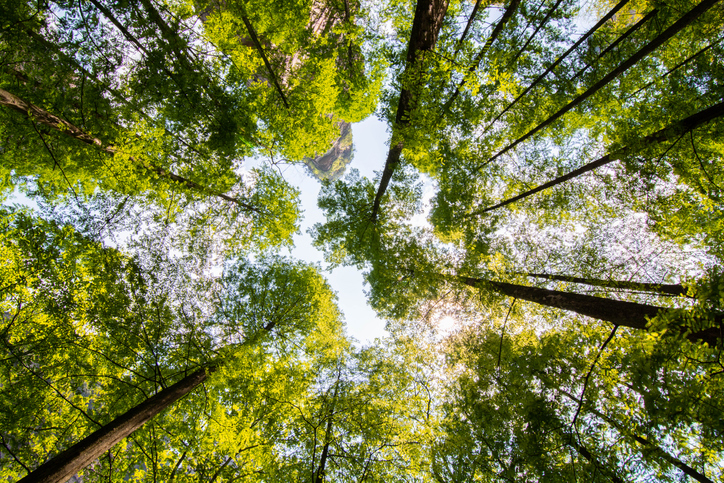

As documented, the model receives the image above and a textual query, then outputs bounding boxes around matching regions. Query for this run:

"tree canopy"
[2,0,724,480]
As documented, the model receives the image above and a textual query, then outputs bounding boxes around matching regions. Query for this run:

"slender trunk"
[313,382,339,483]
[522,273,690,297]
[86,0,196,107]
[626,37,723,100]
[370,0,449,222]
[453,0,483,56]
[443,0,521,109]
[468,100,724,215]
[486,0,632,129]
[508,0,566,68]
[458,276,721,343]
[570,9,658,82]
[17,367,215,483]
[466,277,656,329]
[16,319,280,483]
[0,88,260,211]
[240,14,290,109]
[473,0,722,174]
[556,388,714,483]
[563,433,625,483]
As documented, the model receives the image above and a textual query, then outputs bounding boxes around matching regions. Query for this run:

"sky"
[276,116,392,345]
[3,115,394,345]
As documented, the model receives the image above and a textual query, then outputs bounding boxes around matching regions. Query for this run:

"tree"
[434,323,723,481]
[0,212,347,481]
[4,0,724,478]
[0,0,382,254]
[369,0,449,222]
[16,367,215,483]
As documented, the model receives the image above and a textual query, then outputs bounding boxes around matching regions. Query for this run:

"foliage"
[3,0,724,480]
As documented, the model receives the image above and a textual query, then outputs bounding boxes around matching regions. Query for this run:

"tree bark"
[0,88,261,211]
[473,0,722,173]
[467,277,657,329]
[522,273,690,297]
[370,0,450,222]
[468,99,724,215]
[17,367,216,483]
[458,276,721,343]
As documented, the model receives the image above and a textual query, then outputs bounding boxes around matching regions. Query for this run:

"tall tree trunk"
[370,0,450,222]
[522,273,690,297]
[458,276,721,343]
[468,99,724,215]
[17,367,216,483]
[626,38,723,100]
[570,8,658,82]
[486,0,632,129]
[453,0,483,56]
[0,88,261,211]
[443,0,521,109]
[240,14,290,108]
[473,0,722,174]
[507,0,566,68]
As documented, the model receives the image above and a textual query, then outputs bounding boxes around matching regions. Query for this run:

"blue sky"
[280,116,391,345]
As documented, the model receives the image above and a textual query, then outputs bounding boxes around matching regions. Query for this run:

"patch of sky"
[254,116,393,345]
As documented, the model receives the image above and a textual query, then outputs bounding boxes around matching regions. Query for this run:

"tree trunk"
[469,277,657,329]
[508,0,565,68]
[17,367,216,483]
[370,0,450,222]
[522,273,690,297]
[454,0,483,56]
[486,0,632,129]
[240,14,290,108]
[0,88,260,211]
[459,276,721,343]
[313,381,339,483]
[469,99,724,214]
[473,0,722,173]
[570,9,658,82]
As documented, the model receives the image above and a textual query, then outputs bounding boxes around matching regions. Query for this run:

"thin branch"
[571,325,618,427]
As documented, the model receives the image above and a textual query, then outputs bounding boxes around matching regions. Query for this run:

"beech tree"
[3,0,724,479]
